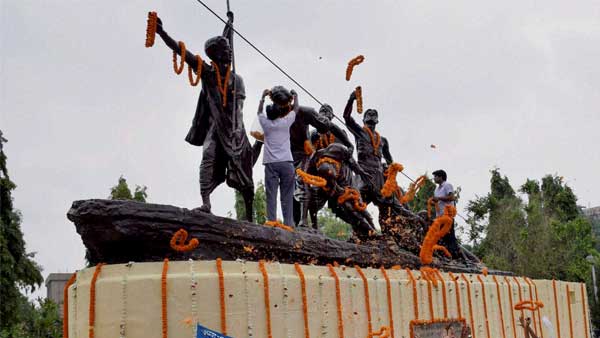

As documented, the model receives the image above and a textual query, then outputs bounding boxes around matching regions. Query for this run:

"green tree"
[408,176,436,212]
[466,169,599,324]
[234,181,267,224]
[0,132,44,331]
[1,298,63,338]
[318,208,352,240]
[109,176,147,202]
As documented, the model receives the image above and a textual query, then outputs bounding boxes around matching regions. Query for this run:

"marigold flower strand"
[173,41,186,75]
[161,259,169,338]
[89,263,105,338]
[294,263,311,338]
[188,55,203,86]
[216,258,227,335]
[63,273,77,338]
[259,260,273,338]
[380,267,395,338]
[146,12,157,48]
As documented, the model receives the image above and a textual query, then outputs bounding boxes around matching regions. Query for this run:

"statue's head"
[204,36,232,64]
[362,109,379,125]
[319,104,334,121]
[266,85,293,120]
[316,160,338,182]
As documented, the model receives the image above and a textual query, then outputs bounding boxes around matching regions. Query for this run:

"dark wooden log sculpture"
[67,199,506,275]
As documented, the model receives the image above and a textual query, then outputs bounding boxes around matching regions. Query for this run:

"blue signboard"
[196,324,232,338]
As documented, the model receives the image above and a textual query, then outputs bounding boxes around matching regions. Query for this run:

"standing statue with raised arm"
[343,91,393,206]
[154,12,257,221]
[309,104,354,152]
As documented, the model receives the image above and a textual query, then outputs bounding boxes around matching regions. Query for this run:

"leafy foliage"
[234,181,267,224]
[0,298,62,338]
[109,176,147,202]
[408,176,436,212]
[318,208,352,240]
[0,132,44,331]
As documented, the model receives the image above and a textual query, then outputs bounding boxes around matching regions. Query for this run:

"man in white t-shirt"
[431,169,460,258]
[257,86,299,226]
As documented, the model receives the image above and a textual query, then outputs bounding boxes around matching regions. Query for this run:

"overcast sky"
[1,0,599,299]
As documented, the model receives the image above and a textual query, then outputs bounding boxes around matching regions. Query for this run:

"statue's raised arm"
[343,91,365,139]
[155,17,203,70]
[222,11,234,46]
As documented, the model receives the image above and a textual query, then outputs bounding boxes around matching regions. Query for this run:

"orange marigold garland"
[259,260,273,338]
[363,126,381,155]
[89,263,105,338]
[566,284,574,338]
[552,280,561,338]
[581,283,590,338]
[476,275,491,338]
[63,273,77,338]
[399,175,428,204]
[504,277,517,338]
[447,272,462,319]
[523,277,539,335]
[419,268,435,319]
[426,198,440,219]
[314,133,335,150]
[346,55,365,81]
[316,156,341,174]
[161,259,169,338]
[212,61,232,107]
[380,163,404,198]
[492,276,507,338]
[172,41,186,75]
[337,187,367,212]
[304,140,314,155]
[433,269,448,318]
[170,228,199,252]
[406,268,419,319]
[296,168,328,188]
[146,11,158,47]
[419,205,456,265]
[188,55,203,86]
[355,86,363,113]
[380,267,395,338]
[513,277,527,338]
[216,258,227,335]
[369,326,391,338]
[514,300,544,311]
[327,264,345,338]
[355,266,373,335]
[527,277,544,338]
[294,263,311,338]
[460,274,476,338]
[264,220,294,232]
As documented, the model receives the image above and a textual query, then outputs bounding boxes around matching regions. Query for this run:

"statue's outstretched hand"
[227,11,234,22]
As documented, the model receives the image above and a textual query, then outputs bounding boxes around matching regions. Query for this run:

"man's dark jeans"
[265,161,295,226]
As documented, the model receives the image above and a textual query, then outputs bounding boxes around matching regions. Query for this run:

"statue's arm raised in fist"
[156,17,203,70]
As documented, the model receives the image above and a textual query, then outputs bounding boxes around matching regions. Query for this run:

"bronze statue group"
[151,12,467,262]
